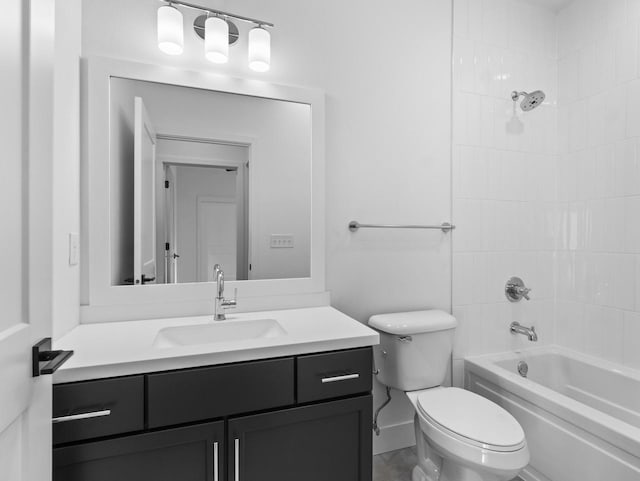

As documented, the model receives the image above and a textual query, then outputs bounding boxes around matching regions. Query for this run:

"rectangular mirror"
[110,77,311,286]
[82,57,325,318]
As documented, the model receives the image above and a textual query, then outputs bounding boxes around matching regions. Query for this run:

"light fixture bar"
[165,0,274,28]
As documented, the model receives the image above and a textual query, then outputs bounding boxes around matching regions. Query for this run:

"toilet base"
[413,456,514,481]
[412,465,434,481]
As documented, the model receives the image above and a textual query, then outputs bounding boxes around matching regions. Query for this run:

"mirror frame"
[81,56,325,321]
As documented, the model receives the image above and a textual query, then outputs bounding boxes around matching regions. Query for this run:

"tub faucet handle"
[505,277,532,302]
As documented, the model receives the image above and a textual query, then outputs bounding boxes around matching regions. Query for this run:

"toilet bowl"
[407,388,529,481]
[368,310,529,481]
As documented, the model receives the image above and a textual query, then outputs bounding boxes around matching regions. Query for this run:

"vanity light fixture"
[157,0,274,72]
[248,26,271,72]
[157,4,184,55]
[204,15,229,64]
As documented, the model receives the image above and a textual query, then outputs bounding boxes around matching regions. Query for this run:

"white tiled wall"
[451,0,559,385]
[453,0,640,376]
[556,0,640,369]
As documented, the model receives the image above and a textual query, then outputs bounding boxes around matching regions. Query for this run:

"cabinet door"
[228,395,372,481]
[54,421,224,481]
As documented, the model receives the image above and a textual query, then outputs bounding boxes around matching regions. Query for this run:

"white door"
[133,97,158,285]
[0,1,55,480]
[165,164,178,283]
[197,197,238,281]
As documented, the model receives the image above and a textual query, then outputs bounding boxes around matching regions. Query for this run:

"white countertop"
[53,306,379,383]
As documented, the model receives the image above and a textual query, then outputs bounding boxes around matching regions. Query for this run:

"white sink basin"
[153,318,287,348]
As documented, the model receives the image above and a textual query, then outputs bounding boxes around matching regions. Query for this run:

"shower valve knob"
[505,277,532,302]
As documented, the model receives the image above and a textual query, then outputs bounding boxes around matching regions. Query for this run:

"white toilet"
[369,310,529,481]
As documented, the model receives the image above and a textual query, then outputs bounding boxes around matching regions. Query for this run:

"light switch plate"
[270,234,294,248]
[69,233,80,265]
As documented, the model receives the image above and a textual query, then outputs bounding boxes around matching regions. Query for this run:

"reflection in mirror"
[110,77,311,286]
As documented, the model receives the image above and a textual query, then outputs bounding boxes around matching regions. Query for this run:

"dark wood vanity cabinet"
[53,347,373,481]
[53,421,224,481]
[228,396,372,481]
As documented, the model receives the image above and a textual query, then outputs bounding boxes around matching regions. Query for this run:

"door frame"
[156,134,251,283]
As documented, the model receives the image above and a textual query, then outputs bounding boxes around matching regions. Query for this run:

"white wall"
[108,77,311,284]
[82,0,453,453]
[555,0,640,369]
[52,0,82,339]
[452,0,640,374]
[451,0,559,384]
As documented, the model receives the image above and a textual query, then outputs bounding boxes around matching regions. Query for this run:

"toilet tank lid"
[368,310,457,335]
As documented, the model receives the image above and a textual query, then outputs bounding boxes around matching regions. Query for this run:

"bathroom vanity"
[52,55,374,480]
[52,307,378,481]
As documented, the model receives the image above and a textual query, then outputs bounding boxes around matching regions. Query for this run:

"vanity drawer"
[147,357,295,428]
[53,376,144,445]
[297,348,372,403]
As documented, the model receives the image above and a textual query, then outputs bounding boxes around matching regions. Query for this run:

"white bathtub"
[464,346,640,481]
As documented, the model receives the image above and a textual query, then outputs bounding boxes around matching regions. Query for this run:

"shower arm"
[511,91,527,102]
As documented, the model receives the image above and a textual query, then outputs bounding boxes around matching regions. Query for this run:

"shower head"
[511,90,546,111]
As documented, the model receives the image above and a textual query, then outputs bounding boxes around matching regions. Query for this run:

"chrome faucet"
[213,264,237,321]
[510,322,538,342]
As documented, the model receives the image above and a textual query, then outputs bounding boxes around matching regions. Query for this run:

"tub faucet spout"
[510,321,538,341]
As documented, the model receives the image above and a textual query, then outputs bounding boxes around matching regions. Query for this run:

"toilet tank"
[368,310,457,391]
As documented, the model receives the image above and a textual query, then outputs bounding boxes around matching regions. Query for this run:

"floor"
[373,446,417,481]
[373,447,522,481]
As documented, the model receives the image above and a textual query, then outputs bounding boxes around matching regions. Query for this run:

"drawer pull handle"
[234,438,240,481]
[321,373,360,383]
[52,409,111,423]
[213,441,219,481]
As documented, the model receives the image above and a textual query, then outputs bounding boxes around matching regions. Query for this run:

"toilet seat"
[416,388,526,452]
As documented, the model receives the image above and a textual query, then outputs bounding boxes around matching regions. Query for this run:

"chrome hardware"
[52,409,111,423]
[213,441,219,481]
[517,361,529,378]
[505,276,532,302]
[372,369,380,376]
[349,221,455,233]
[397,335,413,343]
[213,264,238,321]
[168,0,274,28]
[510,321,538,342]
[234,438,240,481]
[321,373,360,383]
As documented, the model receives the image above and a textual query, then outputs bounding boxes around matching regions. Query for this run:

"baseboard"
[372,420,416,455]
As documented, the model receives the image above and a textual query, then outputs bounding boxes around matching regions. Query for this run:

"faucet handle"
[222,288,238,309]
[505,277,532,302]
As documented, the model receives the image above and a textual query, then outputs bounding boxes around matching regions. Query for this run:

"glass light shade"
[205,17,229,63]
[248,27,271,72]
[157,5,184,55]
